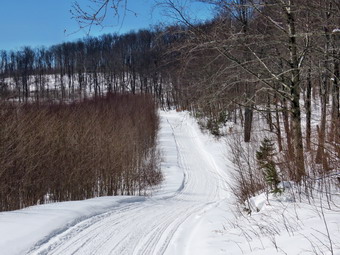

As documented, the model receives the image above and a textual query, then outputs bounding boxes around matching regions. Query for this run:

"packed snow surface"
[1,111,339,255]
[0,111,232,255]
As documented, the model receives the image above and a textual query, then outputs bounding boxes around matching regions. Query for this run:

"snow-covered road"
[3,111,339,255]
[0,111,233,255]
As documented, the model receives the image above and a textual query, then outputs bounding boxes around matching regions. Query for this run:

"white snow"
[219,192,340,255]
[0,196,146,255]
[0,110,339,255]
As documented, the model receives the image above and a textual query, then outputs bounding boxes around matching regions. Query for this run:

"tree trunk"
[244,105,253,142]
[316,24,331,165]
[266,94,273,132]
[331,31,340,146]
[305,67,312,151]
[282,98,293,156]
[274,94,283,152]
[287,1,305,181]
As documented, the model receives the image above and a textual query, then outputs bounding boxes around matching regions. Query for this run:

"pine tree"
[256,138,281,194]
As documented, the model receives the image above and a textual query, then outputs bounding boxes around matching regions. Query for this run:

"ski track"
[27,111,229,255]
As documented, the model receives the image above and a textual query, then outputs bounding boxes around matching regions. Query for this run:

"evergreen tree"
[256,138,281,194]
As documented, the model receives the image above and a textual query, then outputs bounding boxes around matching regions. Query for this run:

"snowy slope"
[1,111,339,255]
[0,111,233,255]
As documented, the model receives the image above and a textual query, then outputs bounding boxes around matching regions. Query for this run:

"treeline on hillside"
[0,94,161,211]
[0,29,184,106]
[166,0,339,201]
[0,0,339,207]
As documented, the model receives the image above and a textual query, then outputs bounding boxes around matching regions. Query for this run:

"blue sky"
[0,0,213,51]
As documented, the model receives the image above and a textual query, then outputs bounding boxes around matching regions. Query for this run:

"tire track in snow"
[27,111,229,255]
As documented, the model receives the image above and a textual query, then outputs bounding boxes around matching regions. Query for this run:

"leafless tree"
[71,0,134,33]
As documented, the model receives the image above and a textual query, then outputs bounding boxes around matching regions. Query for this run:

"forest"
[0,94,160,211]
[0,0,339,211]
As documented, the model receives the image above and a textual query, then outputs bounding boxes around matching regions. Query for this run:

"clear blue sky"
[0,0,213,51]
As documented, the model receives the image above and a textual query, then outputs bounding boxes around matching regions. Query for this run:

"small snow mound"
[249,193,267,212]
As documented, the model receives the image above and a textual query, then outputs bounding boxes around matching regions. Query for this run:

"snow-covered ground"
[0,111,233,255]
[0,111,339,255]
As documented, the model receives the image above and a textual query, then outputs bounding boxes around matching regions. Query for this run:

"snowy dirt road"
[2,111,340,255]
[22,111,232,255]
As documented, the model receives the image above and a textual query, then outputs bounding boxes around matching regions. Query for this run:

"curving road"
[27,111,230,255]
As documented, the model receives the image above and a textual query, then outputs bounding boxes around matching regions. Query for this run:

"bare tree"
[71,0,132,33]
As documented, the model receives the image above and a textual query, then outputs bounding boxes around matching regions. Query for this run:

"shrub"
[0,94,161,211]
[256,138,281,194]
